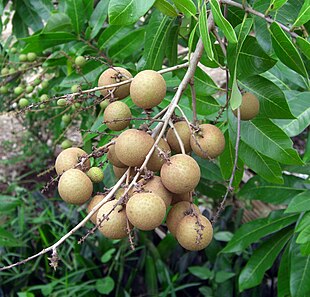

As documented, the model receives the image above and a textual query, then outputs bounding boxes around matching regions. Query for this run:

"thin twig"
[189,78,198,126]
[169,120,186,154]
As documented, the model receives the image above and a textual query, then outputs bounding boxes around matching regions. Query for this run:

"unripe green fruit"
[61,139,72,149]
[103,101,131,131]
[57,99,67,106]
[98,67,133,99]
[33,78,41,86]
[100,99,109,110]
[61,114,71,125]
[161,154,200,194]
[115,188,125,200]
[147,138,171,172]
[58,168,93,205]
[27,52,37,62]
[19,98,29,108]
[233,92,260,120]
[75,56,86,67]
[87,195,105,223]
[126,193,166,230]
[190,124,225,159]
[39,104,45,109]
[9,68,15,75]
[1,68,9,75]
[74,102,81,108]
[14,86,24,95]
[25,86,33,93]
[130,70,166,109]
[0,86,8,94]
[19,54,27,62]
[166,121,192,153]
[11,47,17,54]
[41,80,49,88]
[71,84,79,93]
[40,94,49,102]
[86,167,104,183]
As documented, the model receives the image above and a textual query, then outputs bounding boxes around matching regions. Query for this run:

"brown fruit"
[166,201,200,236]
[147,138,171,172]
[107,142,127,168]
[113,166,135,179]
[160,154,200,194]
[97,200,129,239]
[87,195,105,223]
[58,169,93,205]
[190,124,225,159]
[115,129,154,167]
[233,92,260,120]
[130,70,166,109]
[98,67,132,99]
[126,193,166,230]
[171,192,191,204]
[103,101,131,131]
[55,147,90,174]
[166,121,192,153]
[176,215,213,251]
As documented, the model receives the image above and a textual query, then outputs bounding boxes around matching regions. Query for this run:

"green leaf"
[165,23,179,66]
[16,0,43,32]
[12,10,29,38]
[269,22,308,78]
[108,0,156,25]
[100,248,116,263]
[296,36,310,60]
[199,2,214,60]
[0,195,21,212]
[239,228,293,291]
[154,0,178,17]
[215,271,235,283]
[297,225,310,244]
[0,227,25,247]
[278,244,291,297]
[188,22,198,57]
[90,0,109,39]
[145,254,158,296]
[230,78,242,110]
[95,277,115,295]
[66,0,85,35]
[210,0,237,43]
[268,0,288,12]
[43,13,72,32]
[98,26,132,49]
[193,67,218,96]
[222,210,298,253]
[286,191,310,213]
[292,0,310,27]
[188,266,213,280]
[214,231,234,242]
[172,0,196,18]
[296,212,310,233]
[301,242,310,256]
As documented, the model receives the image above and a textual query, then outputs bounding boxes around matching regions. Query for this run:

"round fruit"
[166,201,200,236]
[115,188,126,200]
[87,195,105,223]
[61,114,71,125]
[14,86,24,95]
[18,98,29,108]
[190,124,225,159]
[19,54,27,62]
[39,104,45,109]
[130,70,166,109]
[172,192,191,204]
[161,154,200,194]
[1,68,9,75]
[87,167,104,183]
[113,166,134,179]
[57,99,67,106]
[55,147,90,175]
[61,139,72,149]
[115,129,154,167]
[147,138,171,172]
[40,94,49,102]
[75,56,86,67]
[11,47,17,54]
[176,215,213,251]
[97,200,129,239]
[41,80,49,88]
[107,143,127,168]
[126,193,166,230]
[0,86,8,94]
[9,68,15,74]
[103,101,131,131]
[100,99,109,110]
[166,121,191,153]
[58,169,93,204]
[98,67,132,99]
[25,86,33,93]
[233,92,260,120]
[71,84,79,93]
[27,52,37,62]
[33,78,41,86]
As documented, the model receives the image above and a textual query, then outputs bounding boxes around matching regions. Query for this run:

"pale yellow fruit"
[233,92,260,120]
[86,167,104,183]
[166,121,192,153]
[98,67,132,99]
[103,101,131,131]
[113,166,135,179]
[55,147,90,175]
[160,154,200,194]
[97,200,129,239]
[130,70,166,109]
[58,169,93,205]
[126,193,166,230]
[115,129,154,167]
[107,142,127,168]
[166,201,200,236]
[147,138,171,172]
[171,192,191,204]
[176,215,213,251]
[87,195,105,223]
[115,188,126,200]
[190,124,225,159]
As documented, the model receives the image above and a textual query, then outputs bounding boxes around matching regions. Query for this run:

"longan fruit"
[107,143,127,168]
[87,195,105,223]
[147,138,171,172]
[112,166,135,179]
[87,167,104,183]
[233,92,260,120]
[166,121,192,153]
[103,101,131,131]
[171,192,191,204]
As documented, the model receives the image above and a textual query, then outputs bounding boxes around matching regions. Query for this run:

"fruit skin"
[33,78,41,86]
[172,192,191,204]
[166,201,200,236]
[41,80,49,88]
[98,67,132,99]
[25,86,33,93]
[11,47,17,54]
[19,54,27,62]
[176,215,213,251]
[61,114,71,125]
[97,200,129,239]
[161,154,200,194]
[40,94,49,102]
[58,168,93,205]
[27,52,37,62]
[107,143,127,168]
[100,99,109,110]
[55,147,90,175]
[166,121,192,153]
[103,101,131,131]
[87,167,104,183]
[61,139,72,149]
[115,188,126,200]
[233,92,260,120]
[0,86,8,94]
[18,98,29,108]
[126,193,166,230]
[190,124,225,159]
[57,99,67,106]
[113,166,134,179]
[71,84,79,93]
[75,56,86,67]
[147,138,171,172]
[1,68,9,75]
[130,70,166,109]
[115,129,154,167]
[87,195,105,223]
[14,86,24,95]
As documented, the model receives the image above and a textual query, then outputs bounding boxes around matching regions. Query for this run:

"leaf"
[43,13,72,32]
[286,191,310,213]
[188,22,198,57]
[95,277,115,295]
[296,36,310,60]
[292,0,310,27]
[210,0,237,43]
[188,266,213,280]
[90,0,109,39]
[108,0,156,25]
[16,0,43,32]
[154,0,178,17]
[222,210,298,253]
[278,244,291,297]
[66,0,85,35]
[0,227,25,247]
[269,22,308,78]
[239,228,293,291]
[297,225,310,244]
[172,0,196,18]
[268,0,288,12]
[214,231,234,242]
[98,25,132,49]
[301,242,310,256]
[27,0,52,20]
[145,254,158,296]
[165,23,179,66]
[193,67,219,96]
[230,78,242,110]
[215,271,235,283]
[0,195,21,212]
[100,248,116,263]
[199,2,214,60]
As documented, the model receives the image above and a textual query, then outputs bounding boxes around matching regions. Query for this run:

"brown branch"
[189,78,198,126]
